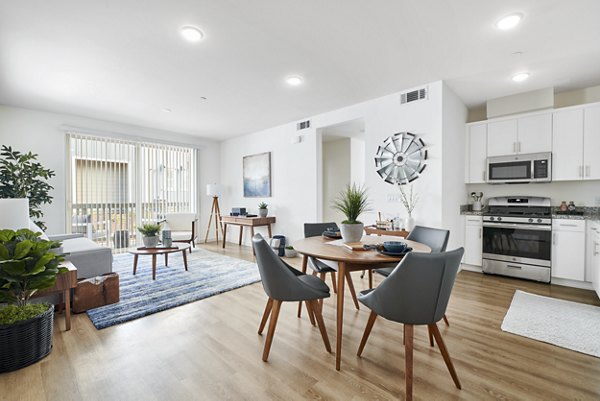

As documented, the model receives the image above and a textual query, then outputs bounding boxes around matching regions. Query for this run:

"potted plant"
[138,223,160,248]
[258,202,268,218]
[284,245,297,258]
[0,228,65,373]
[397,183,419,231]
[332,183,370,243]
[0,146,56,231]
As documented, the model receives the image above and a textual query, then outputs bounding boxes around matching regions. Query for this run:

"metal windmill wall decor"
[374,132,427,185]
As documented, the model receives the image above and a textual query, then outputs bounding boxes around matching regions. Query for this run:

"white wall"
[322,139,351,223]
[220,80,467,245]
[441,83,469,251]
[0,105,220,235]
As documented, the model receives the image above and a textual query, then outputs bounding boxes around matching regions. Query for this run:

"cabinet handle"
[479,228,482,239]
[579,166,583,177]
[595,242,600,256]
[552,233,556,245]
[513,142,516,153]
[518,142,521,153]
[507,264,522,269]
[483,170,486,181]
[559,223,579,227]
[586,165,591,177]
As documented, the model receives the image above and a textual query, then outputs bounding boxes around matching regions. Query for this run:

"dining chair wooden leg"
[262,300,282,362]
[306,300,316,326]
[319,272,326,281]
[330,272,337,293]
[357,311,378,357]
[405,324,414,401]
[258,298,274,335]
[297,301,303,318]
[368,269,373,289]
[345,271,360,310]
[297,256,308,318]
[428,325,434,347]
[429,323,461,389]
[403,324,406,345]
[311,300,332,353]
[443,314,450,326]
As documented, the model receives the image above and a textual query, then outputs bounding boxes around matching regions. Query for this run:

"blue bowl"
[383,241,407,253]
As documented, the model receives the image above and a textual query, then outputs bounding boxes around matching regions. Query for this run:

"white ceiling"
[1,0,600,140]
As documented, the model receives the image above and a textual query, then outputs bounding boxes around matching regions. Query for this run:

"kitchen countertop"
[460,205,600,221]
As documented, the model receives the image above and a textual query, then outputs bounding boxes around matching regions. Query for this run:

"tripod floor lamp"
[204,184,224,244]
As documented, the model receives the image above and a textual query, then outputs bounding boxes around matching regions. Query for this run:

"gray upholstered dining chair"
[252,234,332,362]
[357,248,465,401]
[297,222,360,320]
[371,225,451,330]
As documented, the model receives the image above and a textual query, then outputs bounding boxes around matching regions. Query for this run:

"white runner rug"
[501,290,600,358]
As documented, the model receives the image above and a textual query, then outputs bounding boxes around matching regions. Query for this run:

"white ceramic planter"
[259,208,268,217]
[284,249,297,258]
[340,223,364,243]
[143,235,159,248]
[405,216,415,231]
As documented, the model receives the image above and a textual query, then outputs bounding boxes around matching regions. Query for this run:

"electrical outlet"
[387,193,401,202]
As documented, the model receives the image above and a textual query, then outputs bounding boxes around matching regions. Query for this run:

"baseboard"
[550,277,594,291]
[460,263,482,273]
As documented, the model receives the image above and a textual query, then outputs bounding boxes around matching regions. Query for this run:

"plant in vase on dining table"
[332,183,371,243]
[397,182,419,231]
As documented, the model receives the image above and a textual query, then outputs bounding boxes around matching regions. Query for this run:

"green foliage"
[258,202,268,209]
[0,229,65,307]
[0,145,56,231]
[0,303,49,326]
[285,245,294,250]
[138,224,160,237]
[332,183,371,224]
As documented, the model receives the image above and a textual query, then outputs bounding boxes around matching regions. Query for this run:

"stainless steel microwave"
[486,152,552,184]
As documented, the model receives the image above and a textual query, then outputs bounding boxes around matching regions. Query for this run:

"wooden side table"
[35,261,78,331]
[221,216,276,254]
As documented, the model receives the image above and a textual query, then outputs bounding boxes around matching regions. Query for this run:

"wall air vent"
[400,88,428,104]
[296,120,311,130]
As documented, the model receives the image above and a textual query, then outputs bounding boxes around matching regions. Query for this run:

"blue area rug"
[86,248,260,329]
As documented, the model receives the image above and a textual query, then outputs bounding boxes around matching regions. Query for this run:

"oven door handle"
[482,222,552,231]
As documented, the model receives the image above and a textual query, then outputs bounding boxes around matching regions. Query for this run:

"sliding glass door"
[66,133,197,252]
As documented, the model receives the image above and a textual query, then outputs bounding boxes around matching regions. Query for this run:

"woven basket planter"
[0,304,54,373]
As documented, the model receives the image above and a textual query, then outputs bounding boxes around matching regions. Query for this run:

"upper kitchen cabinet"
[465,123,487,183]
[583,105,600,180]
[487,112,552,157]
[553,104,600,181]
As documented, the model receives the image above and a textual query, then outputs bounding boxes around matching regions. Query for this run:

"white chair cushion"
[165,213,197,231]
[171,230,193,241]
[28,219,50,241]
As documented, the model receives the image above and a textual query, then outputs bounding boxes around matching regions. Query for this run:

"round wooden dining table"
[293,235,431,371]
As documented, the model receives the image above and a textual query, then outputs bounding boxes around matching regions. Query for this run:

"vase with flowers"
[397,183,419,231]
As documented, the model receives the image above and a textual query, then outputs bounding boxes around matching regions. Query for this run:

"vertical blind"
[66,133,197,252]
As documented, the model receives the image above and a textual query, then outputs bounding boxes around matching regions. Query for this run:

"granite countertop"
[459,204,600,221]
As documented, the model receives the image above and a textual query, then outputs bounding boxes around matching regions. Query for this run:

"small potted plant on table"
[284,245,297,258]
[0,229,66,373]
[332,183,370,243]
[258,202,269,218]
[138,223,161,248]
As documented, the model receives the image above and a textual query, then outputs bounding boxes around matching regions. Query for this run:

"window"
[66,133,197,252]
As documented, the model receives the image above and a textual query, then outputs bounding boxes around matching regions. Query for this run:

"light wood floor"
[2,242,600,401]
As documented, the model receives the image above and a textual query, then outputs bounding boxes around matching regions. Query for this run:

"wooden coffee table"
[128,244,190,280]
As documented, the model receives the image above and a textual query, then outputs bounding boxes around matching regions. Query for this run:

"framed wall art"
[243,152,271,197]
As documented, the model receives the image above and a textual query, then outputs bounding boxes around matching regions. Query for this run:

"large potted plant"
[0,229,65,373]
[138,223,161,248]
[332,184,370,243]
[0,146,55,231]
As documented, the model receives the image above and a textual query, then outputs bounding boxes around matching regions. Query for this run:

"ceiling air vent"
[400,88,428,104]
[296,120,311,130]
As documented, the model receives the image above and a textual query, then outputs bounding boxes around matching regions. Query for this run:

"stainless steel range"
[482,196,552,283]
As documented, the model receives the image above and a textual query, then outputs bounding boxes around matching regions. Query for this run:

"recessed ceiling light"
[496,13,523,30]
[180,26,204,42]
[286,75,303,86]
[512,72,530,82]
[162,108,172,113]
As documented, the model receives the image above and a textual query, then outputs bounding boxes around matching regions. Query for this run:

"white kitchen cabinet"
[465,123,487,183]
[553,108,584,181]
[583,105,600,180]
[589,221,600,298]
[487,112,552,157]
[463,216,483,266]
[487,119,517,157]
[518,113,553,154]
[586,221,600,282]
[552,220,586,281]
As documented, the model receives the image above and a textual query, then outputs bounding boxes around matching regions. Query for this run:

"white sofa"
[29,221,113,279]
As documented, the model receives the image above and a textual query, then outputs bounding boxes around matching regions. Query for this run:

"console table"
[221,216,276,254]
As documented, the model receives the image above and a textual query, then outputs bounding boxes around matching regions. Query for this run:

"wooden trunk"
[72,273,120,313]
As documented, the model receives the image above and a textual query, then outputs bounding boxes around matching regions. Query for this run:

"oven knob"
[529,218,534,223]
[489,217,495,221]
[497,217,502,221]
[537,218,542,223]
